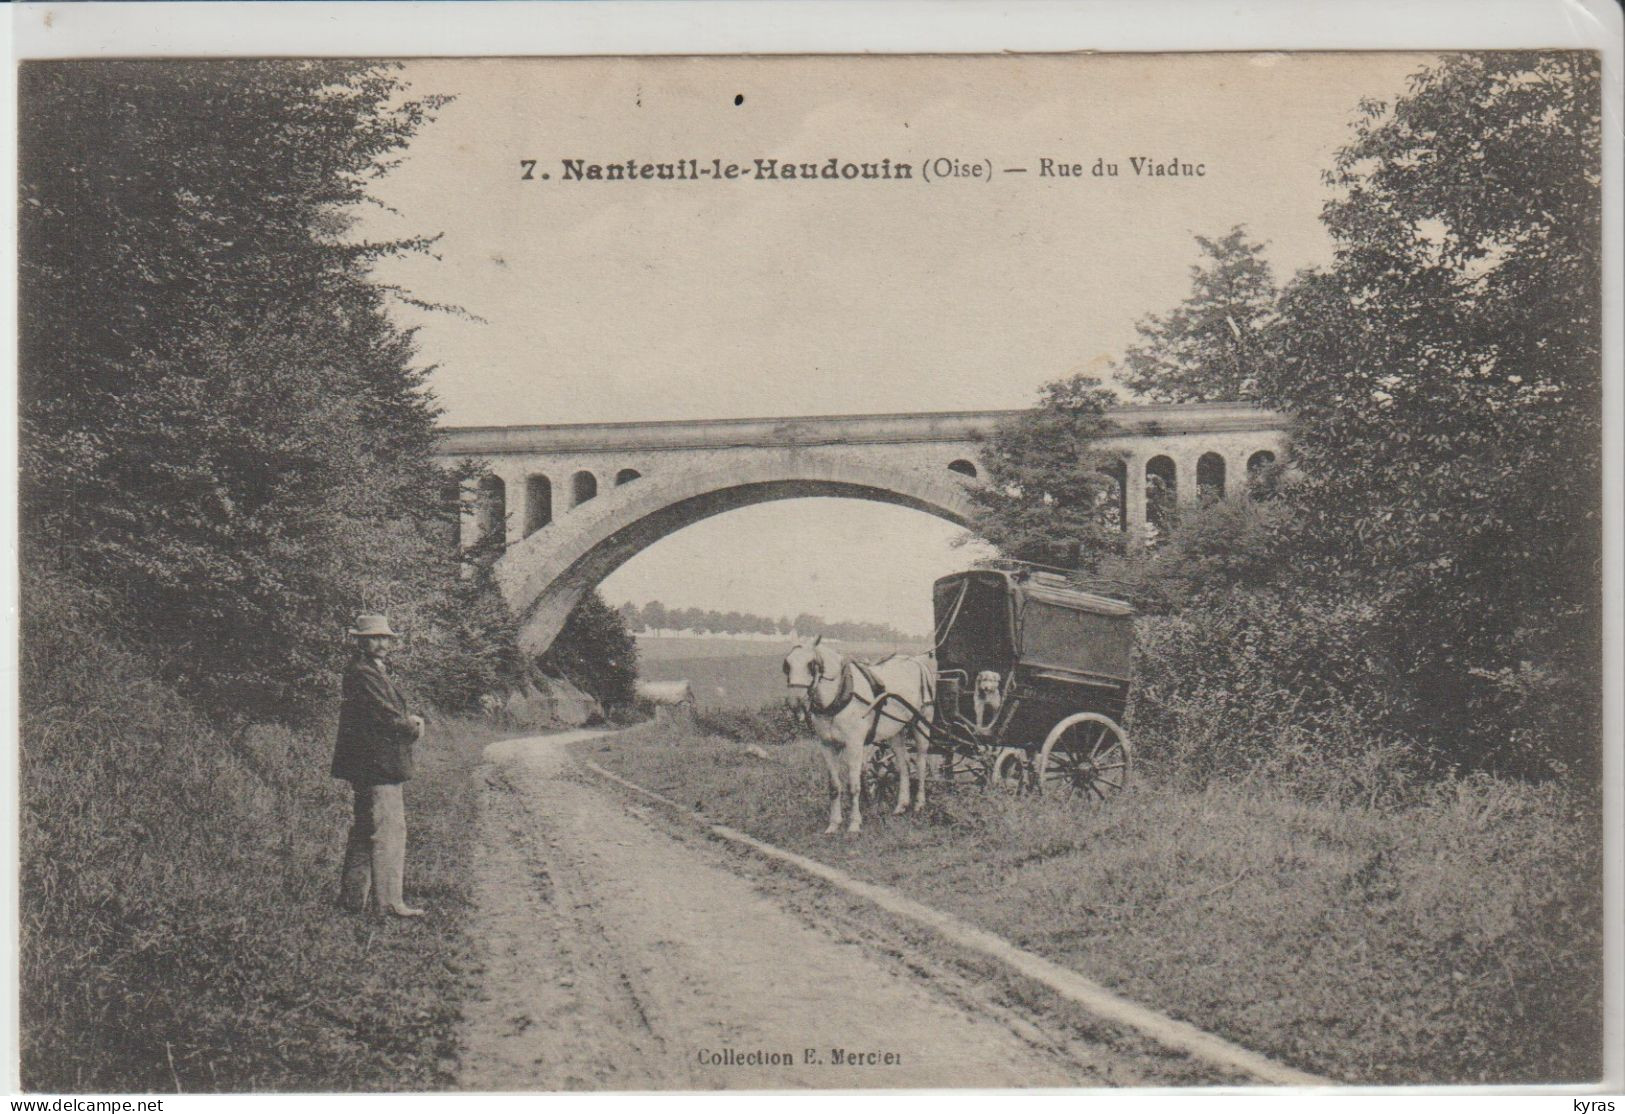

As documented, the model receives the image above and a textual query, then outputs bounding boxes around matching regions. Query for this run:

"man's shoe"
[382,904,427,918]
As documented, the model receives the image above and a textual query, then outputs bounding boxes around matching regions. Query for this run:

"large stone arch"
[494,453,977,652]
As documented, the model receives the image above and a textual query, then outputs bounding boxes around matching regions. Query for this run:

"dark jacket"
[331,655,418,784]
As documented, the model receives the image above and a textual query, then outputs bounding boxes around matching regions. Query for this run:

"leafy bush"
[390,536,526,713]
[696,703,806,746]
[537,591,639,711]
[1096,495,1292,615]
[1129,589,1423,804]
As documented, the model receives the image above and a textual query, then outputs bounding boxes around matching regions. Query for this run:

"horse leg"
[913,663,936,813]
[846,738,865,834]
[820,743,843,835]
[887,732,913,814]
[912,721,931,812]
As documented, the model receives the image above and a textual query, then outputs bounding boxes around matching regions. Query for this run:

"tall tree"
[1118,226,1278,402]
[1261,52,1603,773]
[16,61,510,719]
[642,600,669,631]
[966,375,1127,572]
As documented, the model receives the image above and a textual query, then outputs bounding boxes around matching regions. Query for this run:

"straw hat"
[348,613,398,638]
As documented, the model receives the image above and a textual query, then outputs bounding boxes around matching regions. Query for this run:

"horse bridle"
[791,648,855,717]
[783,650,819,692]
[801,650,832,709]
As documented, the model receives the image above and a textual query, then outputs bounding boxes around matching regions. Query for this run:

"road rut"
[458,730,1142,1090]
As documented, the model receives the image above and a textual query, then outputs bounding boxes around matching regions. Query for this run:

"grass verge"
[19,577,508,1092]
[586,713,1603,1086]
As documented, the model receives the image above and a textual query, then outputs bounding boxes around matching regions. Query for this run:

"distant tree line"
[617,600,923,643]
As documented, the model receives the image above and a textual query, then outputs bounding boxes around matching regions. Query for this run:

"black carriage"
[869,567,1136,801]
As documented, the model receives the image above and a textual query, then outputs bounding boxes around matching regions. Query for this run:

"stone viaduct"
[435,403,1289,652]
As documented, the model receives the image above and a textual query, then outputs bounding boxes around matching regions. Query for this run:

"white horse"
[783,637,936,834]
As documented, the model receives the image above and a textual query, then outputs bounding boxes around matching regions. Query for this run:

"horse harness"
[807,655,928,747]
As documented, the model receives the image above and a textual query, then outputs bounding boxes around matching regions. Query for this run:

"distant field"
[636,636,925,708]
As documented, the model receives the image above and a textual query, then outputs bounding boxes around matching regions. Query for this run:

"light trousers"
[338,782,408,913]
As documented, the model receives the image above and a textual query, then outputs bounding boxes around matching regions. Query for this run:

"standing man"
[332,614,427,918]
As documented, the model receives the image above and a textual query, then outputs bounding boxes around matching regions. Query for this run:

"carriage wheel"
[864,744,901,805]
[1035,714,1132,802]
[989,747,1031,793]
[935,746,993,791]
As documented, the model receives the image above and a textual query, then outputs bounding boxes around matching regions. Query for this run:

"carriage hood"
[932,570,1134,685]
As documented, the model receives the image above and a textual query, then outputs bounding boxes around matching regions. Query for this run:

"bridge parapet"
[435,402,1284,457]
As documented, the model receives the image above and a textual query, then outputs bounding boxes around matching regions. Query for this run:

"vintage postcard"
[7,3,1621,1102]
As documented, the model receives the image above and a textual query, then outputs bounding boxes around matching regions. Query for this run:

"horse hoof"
[823,825,839,835]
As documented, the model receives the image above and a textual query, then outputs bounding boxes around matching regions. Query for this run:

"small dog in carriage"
[973,669,1003,732]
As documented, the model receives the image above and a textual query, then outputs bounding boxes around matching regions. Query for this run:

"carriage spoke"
[1034,716,1133,804]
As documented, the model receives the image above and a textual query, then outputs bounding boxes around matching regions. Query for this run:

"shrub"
[537,591,639,711]
[696,703,806,746]
[1129,588,1424,803]
[389,536,526,713]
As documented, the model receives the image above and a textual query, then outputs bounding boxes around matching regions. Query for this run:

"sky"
[363,53,1428,633]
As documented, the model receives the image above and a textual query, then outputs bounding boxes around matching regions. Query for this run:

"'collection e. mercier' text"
[529,155,1208,182]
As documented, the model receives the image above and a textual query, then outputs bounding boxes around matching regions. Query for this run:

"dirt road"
[456,730,1165,1091]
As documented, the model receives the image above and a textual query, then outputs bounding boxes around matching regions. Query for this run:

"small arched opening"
[525,474,553,536]
[947,459,978,479]
[477,475,507,544]
[1247,449,1277,476]
[1197,452,1226,504]
[615,468,642,486]
[1145,455,1177,536]
[572,470,598,507]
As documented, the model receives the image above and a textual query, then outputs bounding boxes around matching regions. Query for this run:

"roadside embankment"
[18,584,502,1091]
